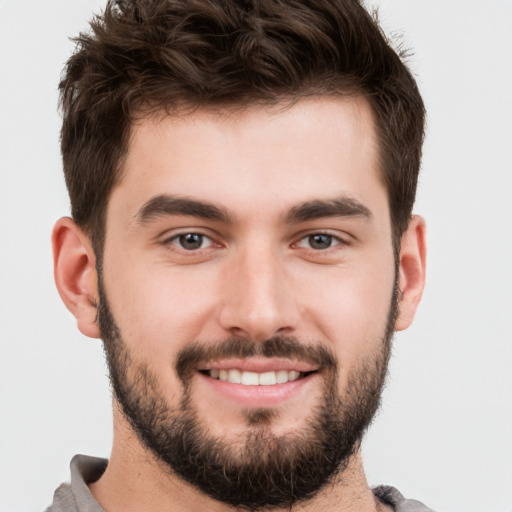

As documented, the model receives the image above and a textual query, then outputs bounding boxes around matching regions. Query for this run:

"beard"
[97,273,398,511]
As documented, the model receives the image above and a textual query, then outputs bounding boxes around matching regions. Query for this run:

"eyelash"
[165,232,218,252]
[293,232,345,251]
[163,231,348,253]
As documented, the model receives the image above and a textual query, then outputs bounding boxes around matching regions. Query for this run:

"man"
[47,0,430,511]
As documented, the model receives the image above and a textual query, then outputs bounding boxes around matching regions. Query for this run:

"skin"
[53,96,426,512]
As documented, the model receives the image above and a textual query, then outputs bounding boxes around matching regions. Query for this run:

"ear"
[52,217,100,338]
[395,215,427,331]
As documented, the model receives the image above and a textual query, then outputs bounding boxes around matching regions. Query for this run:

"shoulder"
[44,482,77,512]
[373,485,437,512]
[44,455,107,512]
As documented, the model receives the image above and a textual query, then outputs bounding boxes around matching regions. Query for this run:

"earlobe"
[395,215,427,331]
[52,217,101,339]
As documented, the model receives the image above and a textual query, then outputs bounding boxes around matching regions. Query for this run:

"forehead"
[110,96,386,225]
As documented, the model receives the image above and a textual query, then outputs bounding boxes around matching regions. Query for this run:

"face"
[99,97,398,508]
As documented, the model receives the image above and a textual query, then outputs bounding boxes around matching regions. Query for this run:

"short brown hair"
[59,0,425,254]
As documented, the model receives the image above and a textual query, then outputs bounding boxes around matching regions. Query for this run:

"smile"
[203,369,311,385]
[196,358,320,406]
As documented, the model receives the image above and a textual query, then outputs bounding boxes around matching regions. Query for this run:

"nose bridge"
[218,240,299,341]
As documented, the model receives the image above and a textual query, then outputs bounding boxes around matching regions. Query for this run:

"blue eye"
[296,233,342,250]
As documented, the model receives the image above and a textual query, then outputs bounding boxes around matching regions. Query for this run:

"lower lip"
[198,372,318,407]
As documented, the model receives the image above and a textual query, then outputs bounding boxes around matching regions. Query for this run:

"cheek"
[297,266,394,394]
[103,254,221,358]
[295,259,395,354]
[102,231,395,374]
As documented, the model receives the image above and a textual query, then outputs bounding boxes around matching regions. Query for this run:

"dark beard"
[97,274,397,511]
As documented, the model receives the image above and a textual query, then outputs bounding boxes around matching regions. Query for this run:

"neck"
[89,407,391,512]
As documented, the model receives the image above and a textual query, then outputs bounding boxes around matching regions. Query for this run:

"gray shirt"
[45,455,436,512]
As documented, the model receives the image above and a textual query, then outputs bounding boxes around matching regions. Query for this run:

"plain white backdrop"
[0,1,511,511]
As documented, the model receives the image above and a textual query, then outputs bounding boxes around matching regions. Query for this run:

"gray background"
[0,1,511,511]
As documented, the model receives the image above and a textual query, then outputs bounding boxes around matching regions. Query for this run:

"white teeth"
[288,370,300,382]
[258,371,276,385]
[208,369,304,385]
[241,371,259,386]
[228,369,242,383]
[276,370,289,384]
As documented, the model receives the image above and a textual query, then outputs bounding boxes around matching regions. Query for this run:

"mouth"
[199,368,316,385]
[195,358,320,407]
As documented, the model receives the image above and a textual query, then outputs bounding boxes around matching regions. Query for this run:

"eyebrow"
[285,197,372,223]
[135,195,232,224]
[135,194,371,226]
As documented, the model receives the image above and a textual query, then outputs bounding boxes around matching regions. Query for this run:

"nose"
[217,245,300,342]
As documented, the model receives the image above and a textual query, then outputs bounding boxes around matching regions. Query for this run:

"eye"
[296,233,342,250]
[168,233,214,251]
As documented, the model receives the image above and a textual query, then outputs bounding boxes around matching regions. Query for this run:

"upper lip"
[198,358,319,373]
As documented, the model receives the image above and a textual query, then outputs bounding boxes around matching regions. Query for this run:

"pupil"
[309,234,332,249]
[180,233,202,250]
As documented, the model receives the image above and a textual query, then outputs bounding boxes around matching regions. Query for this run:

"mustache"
[176,336,337,384]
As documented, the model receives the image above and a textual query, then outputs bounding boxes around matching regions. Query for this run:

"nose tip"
[225,310,292,342]
[217,252,300,342]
